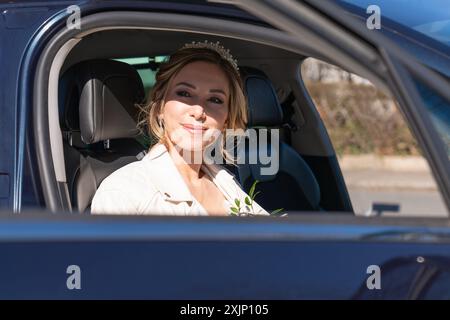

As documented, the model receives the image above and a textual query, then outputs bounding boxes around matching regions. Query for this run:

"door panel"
[1,214,450,299]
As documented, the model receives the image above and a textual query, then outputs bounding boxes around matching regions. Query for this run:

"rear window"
[114,56,169,98]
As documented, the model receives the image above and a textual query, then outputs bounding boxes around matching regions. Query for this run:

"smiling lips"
[182,124,207,134]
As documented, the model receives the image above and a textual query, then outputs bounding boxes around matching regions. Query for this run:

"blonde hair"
[138,46,248,164]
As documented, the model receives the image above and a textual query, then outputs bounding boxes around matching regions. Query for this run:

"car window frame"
[231,0,450,213]
[25,4,449,215]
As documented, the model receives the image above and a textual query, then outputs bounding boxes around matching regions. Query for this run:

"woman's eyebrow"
[175,81,196,89]
[209,88,226,96]
[175,82,226,96]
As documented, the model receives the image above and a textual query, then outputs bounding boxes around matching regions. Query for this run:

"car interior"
[56,29,354,214]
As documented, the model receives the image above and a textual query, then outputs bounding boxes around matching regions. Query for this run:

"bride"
[91,41,269,216]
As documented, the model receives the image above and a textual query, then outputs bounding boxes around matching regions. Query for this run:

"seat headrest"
[59,59,145,144]
[240,67,284,127]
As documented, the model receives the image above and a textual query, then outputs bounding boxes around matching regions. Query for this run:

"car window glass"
[301,58,448,218]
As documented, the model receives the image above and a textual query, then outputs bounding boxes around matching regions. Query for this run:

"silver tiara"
[181,40,239,71]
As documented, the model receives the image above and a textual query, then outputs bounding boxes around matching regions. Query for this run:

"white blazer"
[91,143,269,216]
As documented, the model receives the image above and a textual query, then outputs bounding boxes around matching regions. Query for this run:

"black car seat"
[59,59,146,212]
[234,67,321,212]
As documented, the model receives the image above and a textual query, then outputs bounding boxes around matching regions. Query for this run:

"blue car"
[0,0,449,299]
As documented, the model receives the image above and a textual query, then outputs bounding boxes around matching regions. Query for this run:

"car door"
[2,0,450,300]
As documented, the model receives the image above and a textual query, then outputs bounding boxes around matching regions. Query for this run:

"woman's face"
[161,60,230,153]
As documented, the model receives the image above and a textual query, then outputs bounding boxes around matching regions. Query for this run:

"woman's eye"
[209,97,223,104]
[176,90,191,98]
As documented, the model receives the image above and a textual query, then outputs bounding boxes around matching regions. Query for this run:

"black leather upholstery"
[235,67,321,212]
[59,59,145,212]
[240,67,284,127]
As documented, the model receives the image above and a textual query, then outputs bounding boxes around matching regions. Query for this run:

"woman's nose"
[190,104,206,120]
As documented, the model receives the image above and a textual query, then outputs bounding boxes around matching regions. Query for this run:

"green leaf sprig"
[229,180,284,216]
